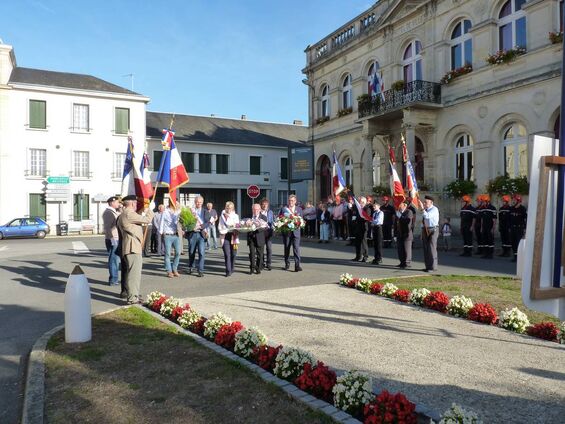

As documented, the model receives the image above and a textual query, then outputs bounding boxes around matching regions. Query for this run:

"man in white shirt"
[371,202,384,264]
[418,195,440,272]
[151,204,165,256]
[159,201,181,278]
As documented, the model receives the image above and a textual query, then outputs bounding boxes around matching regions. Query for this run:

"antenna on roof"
[122,73,134,91]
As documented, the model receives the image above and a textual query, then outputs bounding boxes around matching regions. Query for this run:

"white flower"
[159,297,180,318]
[356,278,373,292]
[438,403,482,424]
[499,307,530,334]
[177,309,201,329]
[234,327,267,358]
[558,322,565,345]
[203,312,232,339]
[332,370,373,413]
[273,346,316,381]
[409,288,431,305]
[145,291,165,305]
[381,282,399,298]
[339,273,353,286]
[447,295,474,318]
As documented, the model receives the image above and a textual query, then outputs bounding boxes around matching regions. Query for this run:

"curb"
[20,306,124,424]
[136,305,364,424]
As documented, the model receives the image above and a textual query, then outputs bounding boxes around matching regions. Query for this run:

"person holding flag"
[349,194,373,262]
[155,126,190,206]
[388,144,406,208]
[332,150,346,197]
[121,136,154,210]
[401,135,419,206]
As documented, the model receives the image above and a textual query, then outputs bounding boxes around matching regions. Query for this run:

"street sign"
[247,185,260,199]
[93,193,110,202]
[46,176,70,184]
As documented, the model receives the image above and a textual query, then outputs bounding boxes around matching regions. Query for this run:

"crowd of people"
[102,190,525,304]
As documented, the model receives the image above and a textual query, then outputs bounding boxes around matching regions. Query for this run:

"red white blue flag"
[348,191,372,221]
[388,145,405,208]
[370,70,385,101]
[122,136,153,205]
[156,129,189,205]
[332,150,346,197]
[402,141,419,205]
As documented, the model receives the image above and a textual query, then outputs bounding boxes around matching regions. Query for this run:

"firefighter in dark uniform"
[497,195,512,257]
[510,194,527,262]
[474,195,485,255]
[381,196,396,248]
[459,195,476,256]
[480,195,497,259]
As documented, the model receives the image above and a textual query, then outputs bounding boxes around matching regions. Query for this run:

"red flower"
[253,344,282,372]
[348,278,359,288]
[214,322,245,350]
[370,283,383,295]
[170,303,191,323]
[468,303,498,325]
[526,322,559,342]
[150,295,169,312]
[294,361,337,403]
[189,317,207,335]
[422,291,450,313]
[363,390,417,424]
[392,289,410,303]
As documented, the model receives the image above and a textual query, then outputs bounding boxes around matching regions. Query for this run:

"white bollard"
[516,238,526,279]
[64,265,92,343]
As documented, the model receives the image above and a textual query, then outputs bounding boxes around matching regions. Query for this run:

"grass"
[372,275,560,324]
[45,307,335,424]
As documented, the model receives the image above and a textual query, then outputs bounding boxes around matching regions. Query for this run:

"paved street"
[0,234,517,423]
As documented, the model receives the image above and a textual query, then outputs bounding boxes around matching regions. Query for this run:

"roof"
[8,67,140,96]
[146,111,308,148]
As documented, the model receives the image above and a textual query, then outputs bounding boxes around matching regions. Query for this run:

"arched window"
[343,156,353,188]
[455,134,474,180]
[367,61,380,94]
[319,155,331,200]
[342,74,352,109]
[372,153,381,186]
[498,0,527,51]
[403,41,423,83]
[451,19,472,70]
[320,84,330,118]
[502,123,528,178]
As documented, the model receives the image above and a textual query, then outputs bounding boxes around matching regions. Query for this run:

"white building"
[146,112,309,216]
[0,41,149,232]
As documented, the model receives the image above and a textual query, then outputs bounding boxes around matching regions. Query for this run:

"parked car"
[0,217,50,239]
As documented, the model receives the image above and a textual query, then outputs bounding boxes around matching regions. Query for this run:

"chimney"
[0,42,16,86]
[293,120,303,126]
[241,114,247,120]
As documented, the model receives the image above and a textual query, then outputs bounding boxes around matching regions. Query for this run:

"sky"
[1,0,375,124]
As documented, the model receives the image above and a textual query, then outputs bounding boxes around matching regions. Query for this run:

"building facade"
[303,0,562,213]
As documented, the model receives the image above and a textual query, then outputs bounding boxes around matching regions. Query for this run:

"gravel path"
[187,284,565,424]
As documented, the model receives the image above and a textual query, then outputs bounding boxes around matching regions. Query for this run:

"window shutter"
[30,100,46,129]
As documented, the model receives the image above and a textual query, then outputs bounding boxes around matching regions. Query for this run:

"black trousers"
[222,234,237,275]
[372,225,383,261]
[474,224,482,250]
[249,242,265,271]
[461,225,473,250]
[264,232,273,267]
[482,226,494,256]
[383,224,393,246]
[511,227,525,256]
[354,233,368,259]
[500,226,511,249]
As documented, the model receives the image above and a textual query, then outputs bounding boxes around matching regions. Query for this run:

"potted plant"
[179,207,196,232]
[549,31,563,44]
[391,80,405,91]
[443,179,478,199]
[486,175,529,196]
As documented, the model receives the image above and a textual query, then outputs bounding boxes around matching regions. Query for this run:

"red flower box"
[189,317,207,335]
[294,361,337,403]
[253,344,282,373]
[392,289,410,303]
[364,390,417,424]
[348,278,359,288]
[214,321,245,350]
[171,303,191,323]
[150,295,169,313]
[422,291,450,313]
[468,303,498,325]
[526,322,559,342]
[370,283,383,295]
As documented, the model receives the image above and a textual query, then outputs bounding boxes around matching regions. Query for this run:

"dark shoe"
[225,272,230,277]
[396,263,403,267]
[371,259,379,264]
[295,266,303,272]
[249,270,255,275]
[324,240,329,243]
[120,291,128,299]
[187,268,193,275]
[256,269,261,274]
[360,257,367,263]
[318,240,323,243]
[284,264,290,270]
[351,257,360,262]
[197,271,203,277]
[266,266,272,271]
[421,268,430,272]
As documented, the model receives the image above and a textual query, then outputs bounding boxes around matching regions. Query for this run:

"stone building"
[302,0,562,212]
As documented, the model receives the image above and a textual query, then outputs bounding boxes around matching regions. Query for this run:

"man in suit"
[351,196,372,262]
[260,198,274,270]
[116,195,152,304]
[187,195,211,277]
[247,203,268,274]
[381,196,396,247]
[396,200,413,269]
[279,194,303,272]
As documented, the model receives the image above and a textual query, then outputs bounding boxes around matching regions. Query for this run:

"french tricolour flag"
[122,137,153,205]
[388,145,405,208]
[348,191,372,221]
[156,129,189,205]
[332,150,346,197]
[402,142,419,205]
[370,71,385,101]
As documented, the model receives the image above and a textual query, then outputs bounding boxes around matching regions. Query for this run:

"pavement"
[0,233,549,423]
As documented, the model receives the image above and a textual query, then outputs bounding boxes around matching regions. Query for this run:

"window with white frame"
[113,152,125,178]
[342,74,352,109]
[343,156,353,188]
[498,0,527,51]
[372,153,381,186]
[502,123,528,178]
[455,134,474,181]
[320,84,330,118]
[73,151,90,178]
[403,41,423,83]
[29,148,47,176]
[72,103,89,132]
[367,61,380,94]
[451,19,472,70]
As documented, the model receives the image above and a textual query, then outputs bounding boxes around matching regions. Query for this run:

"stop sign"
[247,185,260,199]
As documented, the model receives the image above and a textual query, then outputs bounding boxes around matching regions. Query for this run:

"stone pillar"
[403,124,416,162]
[474,141,493,192]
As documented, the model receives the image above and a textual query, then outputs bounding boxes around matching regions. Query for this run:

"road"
[0,235,516,423]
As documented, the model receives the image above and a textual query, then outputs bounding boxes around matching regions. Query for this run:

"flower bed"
[143,291,482,422]
[486,47,526,65]
[336,277,565,344]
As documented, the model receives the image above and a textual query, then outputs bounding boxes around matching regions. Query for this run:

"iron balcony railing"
[358,80,442,119]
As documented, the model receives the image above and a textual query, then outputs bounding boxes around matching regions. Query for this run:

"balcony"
[358,80,442,120]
